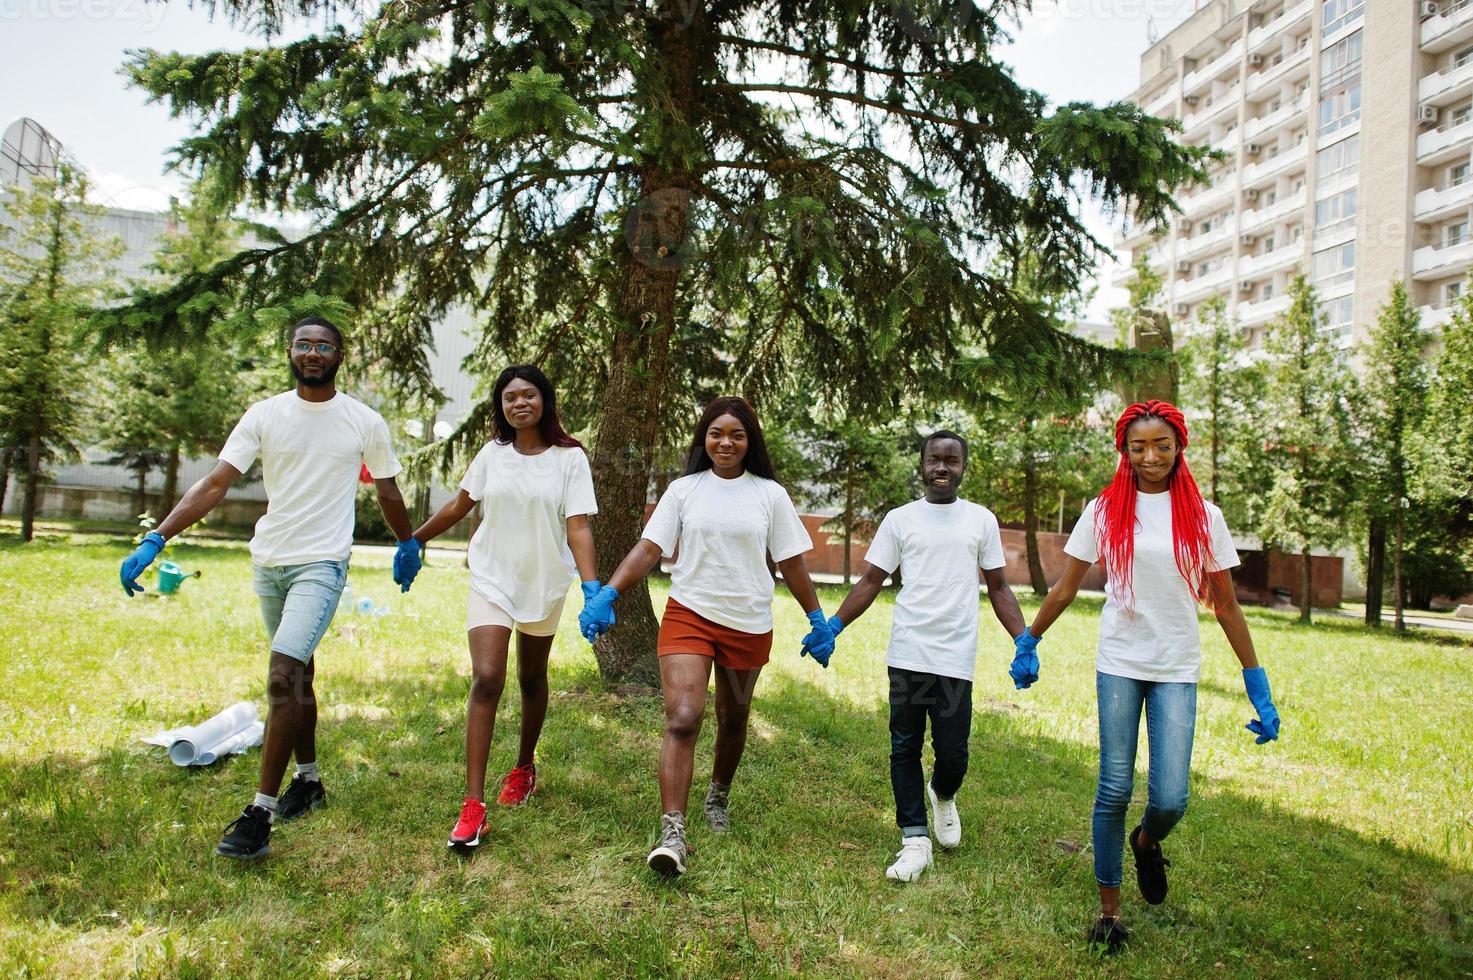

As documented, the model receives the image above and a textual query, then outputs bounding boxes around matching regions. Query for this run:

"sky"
[0,0,1196,321]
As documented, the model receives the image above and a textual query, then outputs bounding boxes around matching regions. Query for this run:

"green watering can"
[156,560,201,595]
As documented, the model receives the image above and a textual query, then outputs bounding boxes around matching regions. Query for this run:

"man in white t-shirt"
[824,431,1027,883]
[118,316,420,861]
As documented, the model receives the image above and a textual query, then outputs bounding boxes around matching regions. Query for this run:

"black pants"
[888,666,973,834]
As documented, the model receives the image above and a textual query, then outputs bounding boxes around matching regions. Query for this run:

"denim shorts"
[252,559,349,664]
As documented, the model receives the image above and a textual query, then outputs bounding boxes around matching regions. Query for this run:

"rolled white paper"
[193,720,265,765]
[163,702,259,766]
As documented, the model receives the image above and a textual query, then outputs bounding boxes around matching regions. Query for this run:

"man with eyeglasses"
[118,314,425,860]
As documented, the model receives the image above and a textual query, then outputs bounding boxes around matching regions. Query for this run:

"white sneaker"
[928,782,961,849]
[885,836,933,882]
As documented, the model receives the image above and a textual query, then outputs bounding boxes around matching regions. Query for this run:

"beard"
[291,359,340,387]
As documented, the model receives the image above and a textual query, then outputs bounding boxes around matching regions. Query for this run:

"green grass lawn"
[1,531,1471,977]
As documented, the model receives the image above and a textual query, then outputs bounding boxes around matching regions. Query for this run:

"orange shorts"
[657,597,773,671]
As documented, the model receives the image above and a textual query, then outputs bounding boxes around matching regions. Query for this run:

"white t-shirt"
[1064,492,1240,683]
[219,390,402,566]
[642,470,813,634]
[459,441,598,622]
[864,498,1007,682]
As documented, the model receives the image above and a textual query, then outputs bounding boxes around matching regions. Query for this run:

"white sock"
[253,793,279,822]
[295,761,320,782]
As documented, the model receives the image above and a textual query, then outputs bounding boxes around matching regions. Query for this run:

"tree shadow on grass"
[1,665,1470,977]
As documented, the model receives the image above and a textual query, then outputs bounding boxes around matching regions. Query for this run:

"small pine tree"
[0,167,123,541]
[1256,274,1356,624]
[1178,294,1265,530]
[95,191,273,519]
[1355,281,1429,630]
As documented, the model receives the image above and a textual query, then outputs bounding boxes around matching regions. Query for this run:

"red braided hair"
[1095,400,1216,610]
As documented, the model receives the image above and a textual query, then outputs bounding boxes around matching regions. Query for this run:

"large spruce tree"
[112,0,1210,681]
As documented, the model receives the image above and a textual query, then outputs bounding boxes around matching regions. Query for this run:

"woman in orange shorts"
[580,396,837,876]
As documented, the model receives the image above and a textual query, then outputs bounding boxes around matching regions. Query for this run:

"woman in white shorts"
[411,365,600,848]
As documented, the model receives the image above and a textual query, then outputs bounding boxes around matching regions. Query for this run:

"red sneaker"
[448,797,487,847]
[496,762,537,806]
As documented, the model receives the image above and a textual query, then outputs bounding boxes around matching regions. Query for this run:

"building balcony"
[1247,0,1312,54]
[1241,142,1307,189]
[1180,179,1237,218]
[1243,93,1310,143]
[1245,43,1310,99]
[1420,57,1473,106]
[1238,242,1304,279]
[1177,222,1237,261]
[1418,304,1456,331]
[1144,88,1178,118]
[1413,238,1473,278]
[1183,41,1245,96]
[1174,265,1233,304]
[1240,187,1306,229]
[1423,0,1473,54]
[1417,116,1473,165]
[1415,175,1473,221]
[1181,92,1240,136]
[1238,293,1292,327]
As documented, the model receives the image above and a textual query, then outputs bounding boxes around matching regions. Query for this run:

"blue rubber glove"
[392,537,424,593]
[580,580,601,602]
[120,531,166,596]
[1009,628,1040,689]
[1242,666,1281,744]
[579,584,618,644]
[800,608,837,668]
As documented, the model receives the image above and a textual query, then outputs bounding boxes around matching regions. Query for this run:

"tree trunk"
[1392,510,1405,632]
[1298,547,1313,624]
[21,433,41,543]
[1133,309,1178,404]
[1364,517,1385,628]
[0,447,11,518]
[162,444,182,516]
[842,458,853,586]
[134,461,150,521]
[1023,454,1047,596]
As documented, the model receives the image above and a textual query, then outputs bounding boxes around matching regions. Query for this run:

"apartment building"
[1114,0,1473,349]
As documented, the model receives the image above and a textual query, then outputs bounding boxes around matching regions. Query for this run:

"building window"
[1321,31,1362,88]
[1448,280,1464,304]
[1263,282,1276,300]
[1313,188,1357,230]
[1263,235,1276,252]
[1316,135,1360,181]
[1311,242,1355,285]
[1456,103,1473,127]
[1456,44,1473,70]
[1323,295,1354,340]
[1447,220,1469,247]
[1321,0,1364,37]
[1318,82,1362,137]
[1451,162,1471,187]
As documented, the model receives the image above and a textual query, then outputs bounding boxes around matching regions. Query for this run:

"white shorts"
[466,590,565,636]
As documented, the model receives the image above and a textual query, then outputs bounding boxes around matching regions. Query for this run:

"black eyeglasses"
[291,341,339,356]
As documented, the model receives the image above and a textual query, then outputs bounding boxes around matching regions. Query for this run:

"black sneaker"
[216,804,272,860]
[1129,824,1171,905]
[1087,915,1129,953]
[277,774,326,821]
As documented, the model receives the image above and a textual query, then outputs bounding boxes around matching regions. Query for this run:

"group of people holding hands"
[118,316,1281,950]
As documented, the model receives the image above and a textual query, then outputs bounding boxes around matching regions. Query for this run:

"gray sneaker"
[704,780,731,833]
[647,811,688,877]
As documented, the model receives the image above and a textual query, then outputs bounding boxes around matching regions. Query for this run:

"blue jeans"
[1092,671,1197,888]
[252,559,348,664]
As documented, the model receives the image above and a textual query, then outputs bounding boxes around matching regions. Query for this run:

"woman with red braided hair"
[1019,400,1281,953]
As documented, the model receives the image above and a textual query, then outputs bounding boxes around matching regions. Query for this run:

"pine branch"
[715,83,992,133]
[714,33,954,81]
